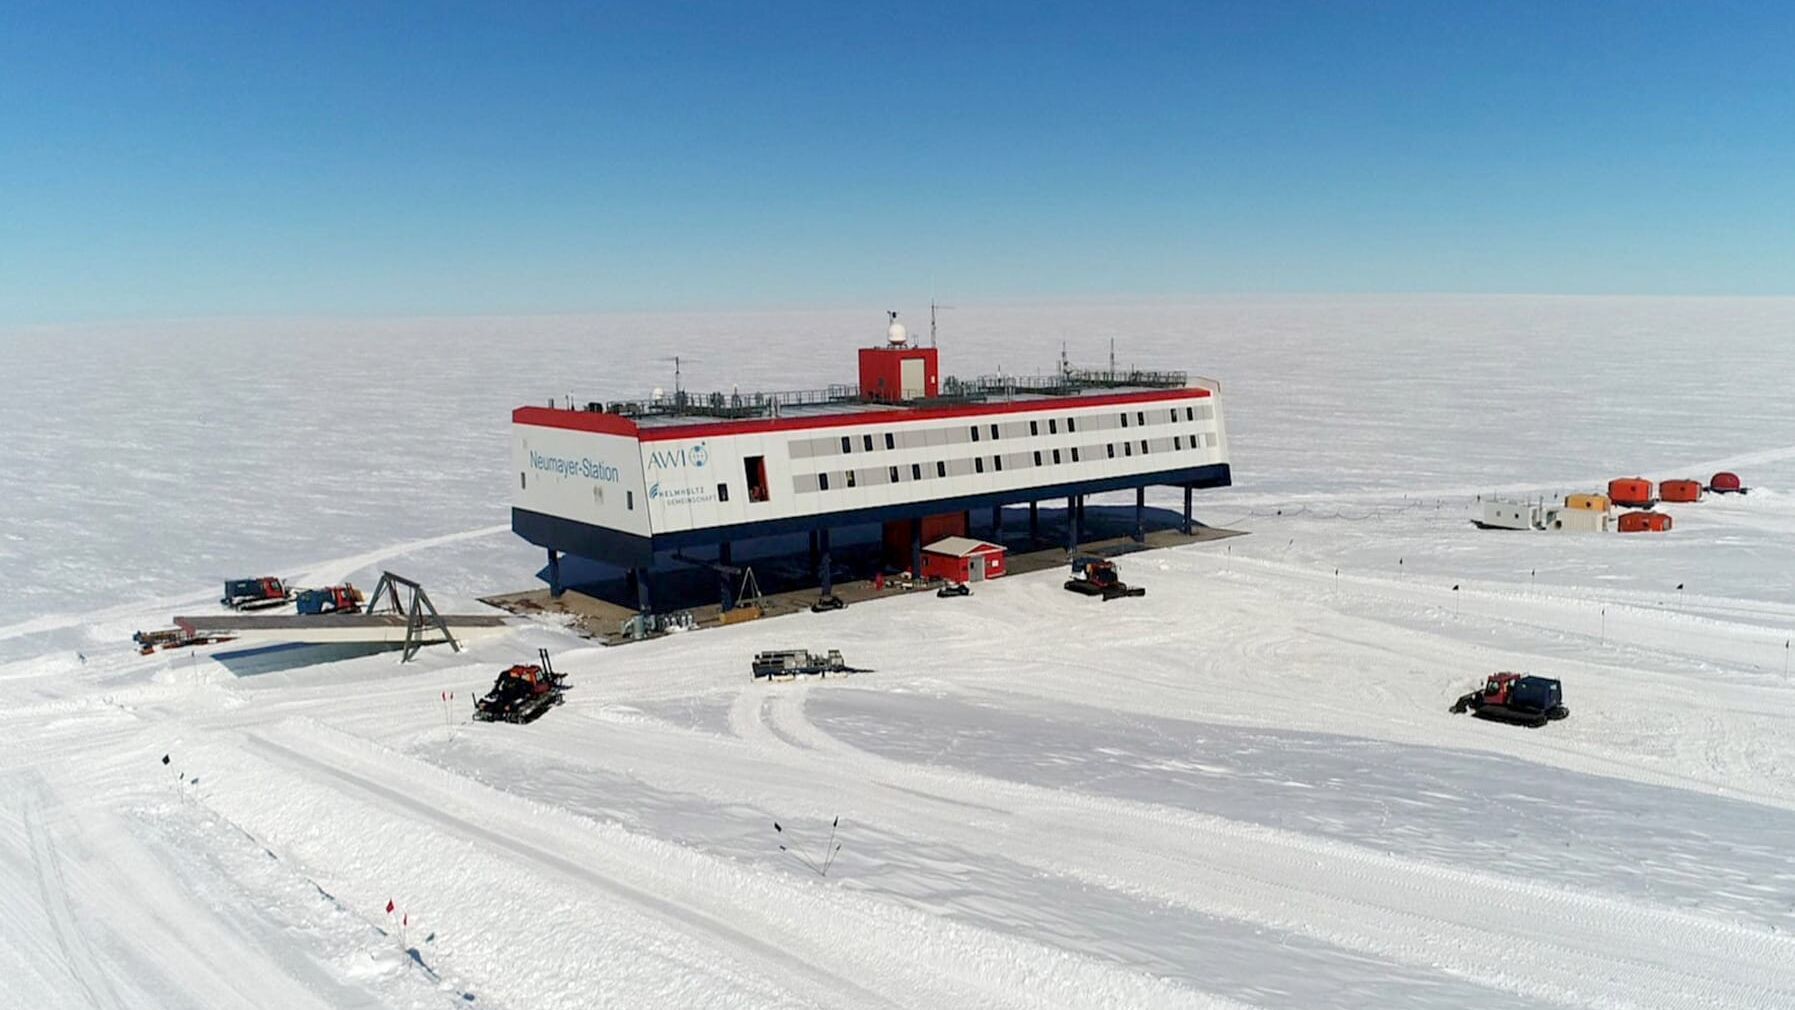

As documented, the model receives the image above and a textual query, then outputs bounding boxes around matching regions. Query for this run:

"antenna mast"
[930,300,954,348]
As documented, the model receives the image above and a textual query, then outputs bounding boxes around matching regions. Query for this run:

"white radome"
[887,320,908,345]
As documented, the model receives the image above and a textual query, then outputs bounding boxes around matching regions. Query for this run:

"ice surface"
[3,296,1795,1008]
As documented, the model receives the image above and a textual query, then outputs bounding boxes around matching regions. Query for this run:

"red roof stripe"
[515,387,1210,441]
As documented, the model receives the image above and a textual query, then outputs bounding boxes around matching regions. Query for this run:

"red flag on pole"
[385,899,395,914]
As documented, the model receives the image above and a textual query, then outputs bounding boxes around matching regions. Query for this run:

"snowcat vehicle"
[1450,672,1569,727]
[295,585,364,615]
[751,648,868,680]
[1064,555,1145,600]
[473,649,568,724]
[222,577,292,611]
[937,582,971,598]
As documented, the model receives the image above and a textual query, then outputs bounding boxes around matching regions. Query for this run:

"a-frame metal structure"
[364,571,460,662]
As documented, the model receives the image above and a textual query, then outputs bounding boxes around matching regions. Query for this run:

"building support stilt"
[546,549,562,598]
[1067,495,1080,554]
[1183,486,1194,535]
[1133,486,1146,543]
[911,520,923,578]
[818,528,833,597]
[1028,500,1040,543]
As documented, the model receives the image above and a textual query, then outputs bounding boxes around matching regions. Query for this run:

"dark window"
[990,424,999,440]
[819,472,830,491]
[1071,447,1080,462]
[1121,413,1129,428]
[993,455,1003,471]
[863,434,874,452]
[627,490,635,508]
[840,436,851,454]
[718,483,729,502]
[936,461,947,478]
[744,456,769,502]
[1048,419,1058,434]
[912,463,922,480]
[1170,409,1179,423]
[890,465,900,483]
[1029,420,1039,436]
[970,425,980,442]
[885,432,895,450]
[846,469,857,487]
[1174,436,1183,451]
[1067,417,1077,433]
[1107,443,1115,459]
[1136,411,1145,426]
[1140,440,1149,454]
[1186,407,1194,421]
[520,472,526,490]
[1033,451,1042,466]
[1052,449,1062,464]
[974,457,984,473]
[1124,442,1133,457]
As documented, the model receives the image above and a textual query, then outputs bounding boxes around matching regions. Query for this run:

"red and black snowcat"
[222,577,292,611]
[1451,672,1569,728]
[1064,555,1146,600]
[473,649,568,724]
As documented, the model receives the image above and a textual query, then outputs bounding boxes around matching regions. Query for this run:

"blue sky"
[2,1,1792,323]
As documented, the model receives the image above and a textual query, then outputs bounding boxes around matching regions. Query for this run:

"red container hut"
[920,537,1008,583]
[1617,511,1672,533]
[1607,477,1654,508]
[1709,471,1744,494]
[1658,479,1703,503]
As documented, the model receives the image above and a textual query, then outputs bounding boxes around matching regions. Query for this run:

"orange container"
[1657,479,1702,503]
[1617,511,1672,533]
[1607,477,1654,507]
[1565,493,1610,511]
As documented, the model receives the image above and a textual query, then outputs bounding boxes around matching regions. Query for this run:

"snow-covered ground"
[3,296,1794,1008]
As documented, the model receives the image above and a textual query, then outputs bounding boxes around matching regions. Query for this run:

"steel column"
[1133,486,1146,543]
[546,549,562,598]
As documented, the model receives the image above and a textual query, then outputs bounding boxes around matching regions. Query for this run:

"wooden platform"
[482,524,1245,646]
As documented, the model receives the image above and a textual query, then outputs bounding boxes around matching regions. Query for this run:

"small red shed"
[1607,477,1654,508]
[1709,471,1744,494]
[920,537,1008,583]
[1658,479,1703,503]
[1617,510,1673,533]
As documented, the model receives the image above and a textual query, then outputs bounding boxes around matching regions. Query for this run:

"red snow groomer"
[473,649,568,724]
[1064,555,1146,600]
[1451,672,1569,728]
[221,577,292,611]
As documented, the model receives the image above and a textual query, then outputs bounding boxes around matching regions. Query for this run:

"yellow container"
[1565,493,1610,512]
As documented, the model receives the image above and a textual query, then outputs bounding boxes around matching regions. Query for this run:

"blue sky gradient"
[2,1,1793,323]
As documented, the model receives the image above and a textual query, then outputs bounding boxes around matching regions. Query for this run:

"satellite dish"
[886,310,908,346]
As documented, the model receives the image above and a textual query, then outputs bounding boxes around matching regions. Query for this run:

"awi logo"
[648,440,710,471]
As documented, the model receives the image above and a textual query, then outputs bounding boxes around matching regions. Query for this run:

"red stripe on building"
[515,387,1210,441]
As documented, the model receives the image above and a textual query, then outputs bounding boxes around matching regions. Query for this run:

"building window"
[864,434,874,452]
[840,436,852,454]
[1124,443,1132,457]
[1140,440,1149,454]
[1067,417,1077,433]
[819,472,830,491]
[1107,443,1115,459]
[1052,449,1062,464]
[1033,450,1042,466]
[885,432,895,450]
[627,490,635,509]
[1174,436,1183,451]
[745,456,769,502]
[990,424,999,440]
[936,460,947,478]
[890,465,900,483]
[1186,406,1194,421]
[912,463,923,481]
[1169,409,1178,423]
[1121,413,1129,428]
[993,455,1003,471]
[718,483,730,502]
[970,425,980,442]
[1071,447,1080,462]
[1029,420,1039,436]
[974,457,984,474]
[520,472,526,490]
[1136,411,1145,426]
[1048,419,1058,434]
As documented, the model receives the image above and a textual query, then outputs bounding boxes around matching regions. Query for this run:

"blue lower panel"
[514,463,1230,569]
